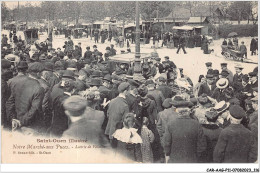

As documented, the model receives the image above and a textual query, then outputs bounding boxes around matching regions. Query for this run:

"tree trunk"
[238,11,241,24]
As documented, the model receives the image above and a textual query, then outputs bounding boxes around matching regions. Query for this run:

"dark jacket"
[157,84,173,99]
[105,96,129,139]
[248,111,258,142]
[198,83,216,97]
[2,79,10,127]
[156,107,178,148]
[38,78,52,129]
[201,124,223,163]
[147,89,165,113]
[63,118,110,148]
[6,76,44,131]
[164,115,207,163]
[233,73,243,92]
[49,93,70,137]
[213,124,257,163]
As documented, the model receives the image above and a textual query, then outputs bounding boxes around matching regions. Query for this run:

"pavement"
[2,30,258,84]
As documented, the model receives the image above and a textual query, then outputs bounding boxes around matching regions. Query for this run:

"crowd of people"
[1,32,258,163]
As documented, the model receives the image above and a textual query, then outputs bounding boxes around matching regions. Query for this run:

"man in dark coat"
[157,99,178,151]
[221,63,233,84]
[94,29,99,43]
[37,63,54,131]
[105,82,130,140]
[200,110,223,163]
[249,71,258,89]
[110,44,116,56]
[83,46,92,63]
[62,95,110,148]
[6,62,45,134]
[198,74,216,97]
[213,105,257,163]
[248,96,258,152]
[49,70,76,137]
[250,37,257,55]
[176,33,187,54]
[233,64,244,92]
[1,59,13,128]
[146,80,165,113]
[164,96,207,163]
[157,76,173,99]
[154,57,165,73]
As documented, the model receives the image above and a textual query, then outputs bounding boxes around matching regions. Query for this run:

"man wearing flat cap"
[164,96,206,163]
[220,63,233,84]
[105,82,130,140]
[62,95,110,148]
[6,62,45,134]
[233,64,244,92]
[205,62,213,75]
[213,105,257,163]
[146,79,165,113]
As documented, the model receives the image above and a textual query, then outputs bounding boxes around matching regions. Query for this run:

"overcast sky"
[3,1,41,9]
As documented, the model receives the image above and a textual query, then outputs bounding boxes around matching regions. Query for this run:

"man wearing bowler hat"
[213,105,257,163]
[49,70,76,137]
[164,95,206,163]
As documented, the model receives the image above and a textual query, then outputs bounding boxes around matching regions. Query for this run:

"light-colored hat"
[216,78,229,89]
[234,64,243,69]
[214,101,230,113]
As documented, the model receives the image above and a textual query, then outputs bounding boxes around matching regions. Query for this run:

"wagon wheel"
[224,52,231,59]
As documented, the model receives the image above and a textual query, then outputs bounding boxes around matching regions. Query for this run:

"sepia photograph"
[0,0,259,172]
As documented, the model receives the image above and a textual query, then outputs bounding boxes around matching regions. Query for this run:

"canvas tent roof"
[172,25,194,30]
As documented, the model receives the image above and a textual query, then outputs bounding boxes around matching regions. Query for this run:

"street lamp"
[133,1,144,81]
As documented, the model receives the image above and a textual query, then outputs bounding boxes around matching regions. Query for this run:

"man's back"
[13,77,44,128]
[213,124,257,163]
[164,115,206,163]
[157,84,172,99]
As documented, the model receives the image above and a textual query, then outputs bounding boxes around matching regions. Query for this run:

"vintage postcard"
[1,1,259,171]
